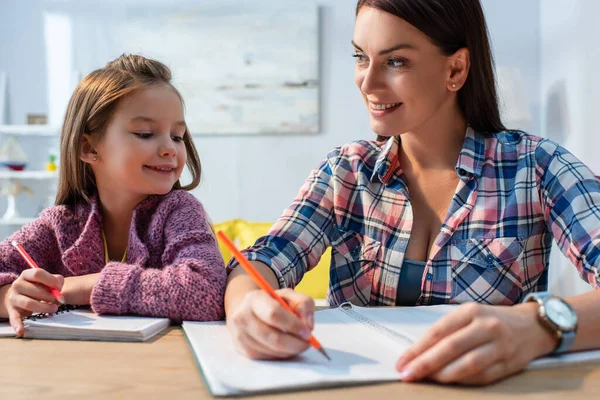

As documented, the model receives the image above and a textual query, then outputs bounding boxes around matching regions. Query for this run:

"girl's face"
[90,85,187,198]
[353,7,455,137]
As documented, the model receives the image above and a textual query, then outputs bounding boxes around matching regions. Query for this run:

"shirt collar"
[370,126,487,185]
[370,135,401,185]
[454,126,486,179]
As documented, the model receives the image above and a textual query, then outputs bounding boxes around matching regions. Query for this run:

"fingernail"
[307,314,314,329]
[300,328,311,340]
[399,368,414,381]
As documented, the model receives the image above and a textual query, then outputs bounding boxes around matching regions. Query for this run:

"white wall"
[482,0,541,136]
[540,0,596,295]
[0,0,541,228]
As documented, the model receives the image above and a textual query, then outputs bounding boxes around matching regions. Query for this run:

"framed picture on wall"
[44,2,320,135]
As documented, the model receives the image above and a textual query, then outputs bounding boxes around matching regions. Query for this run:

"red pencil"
[11,240,66,305]
[217,231,330,361]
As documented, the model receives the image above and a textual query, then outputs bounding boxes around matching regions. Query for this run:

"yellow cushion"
[213,219,240,265]
[214,219,330,299]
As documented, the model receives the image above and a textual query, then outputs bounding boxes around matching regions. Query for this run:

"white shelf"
[0,170,58,179]
[0,125,60,136]
[0,217,35,226]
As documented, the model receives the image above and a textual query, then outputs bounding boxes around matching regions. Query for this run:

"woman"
[225,0,600,385]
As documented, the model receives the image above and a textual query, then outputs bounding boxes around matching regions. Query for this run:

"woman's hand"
[395,302,558,385]
[227,288,315,360]
[61,273,100,305]
[1,269,64,336]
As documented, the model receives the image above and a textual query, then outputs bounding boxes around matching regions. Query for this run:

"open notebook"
[0,305,170,342]
[183,303,600,396]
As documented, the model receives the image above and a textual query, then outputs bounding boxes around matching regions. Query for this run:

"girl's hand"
[2,269,64,336]
[227,288,315,360]
[396,302,558,385]
[62,273,100,305]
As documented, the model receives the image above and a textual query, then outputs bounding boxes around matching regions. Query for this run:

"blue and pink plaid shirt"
[228,128,600,306]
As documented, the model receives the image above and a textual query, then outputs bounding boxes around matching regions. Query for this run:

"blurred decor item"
[1,180,33,221]
[27,113,48,125]
[0,136,28,170]
[0,71,6,124]
[496,66,532,129]
[47,3,319,135]
[46,154,57,172]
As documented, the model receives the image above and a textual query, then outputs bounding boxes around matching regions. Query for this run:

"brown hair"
[55,54,202,206]
[356,0,507,136]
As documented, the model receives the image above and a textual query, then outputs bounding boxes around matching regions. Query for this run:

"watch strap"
[556,330,576,354]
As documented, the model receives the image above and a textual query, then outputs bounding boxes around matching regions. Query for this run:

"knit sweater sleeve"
[0,209,61,288]
[90,193,226,322]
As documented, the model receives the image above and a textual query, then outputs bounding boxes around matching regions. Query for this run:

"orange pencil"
[11,240,66,305]
[217,231,330,361]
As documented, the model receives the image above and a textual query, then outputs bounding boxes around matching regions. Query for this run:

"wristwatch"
[522,292,578,354]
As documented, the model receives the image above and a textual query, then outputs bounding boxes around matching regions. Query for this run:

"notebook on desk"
[183,303,600,397]
[0,305,170,342]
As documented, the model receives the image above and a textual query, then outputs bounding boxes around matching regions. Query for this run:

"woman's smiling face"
[353,6,455,137]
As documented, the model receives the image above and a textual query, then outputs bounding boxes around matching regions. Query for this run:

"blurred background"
[0,0,597,296]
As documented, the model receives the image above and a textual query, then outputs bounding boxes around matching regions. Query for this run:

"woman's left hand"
[396,302,558,385]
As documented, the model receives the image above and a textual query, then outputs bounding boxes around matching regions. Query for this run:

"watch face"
[545,298,577,330]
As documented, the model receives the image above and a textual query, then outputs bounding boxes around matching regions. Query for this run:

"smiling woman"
[353,0,504,140]
[223,0,600,388]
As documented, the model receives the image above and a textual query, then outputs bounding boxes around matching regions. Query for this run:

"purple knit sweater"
[0,190,226,322]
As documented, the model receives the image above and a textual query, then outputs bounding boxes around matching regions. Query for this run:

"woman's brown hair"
[55,54,201,206]
[356,0,507,136]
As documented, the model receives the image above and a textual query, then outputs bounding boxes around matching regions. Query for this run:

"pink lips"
[369,101,402,117]
[367,100,402,118]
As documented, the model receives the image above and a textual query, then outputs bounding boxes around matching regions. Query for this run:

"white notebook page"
[183,304,459,396]
[24,308,166,332]
[184,303,600,396]
[0,323,14,337]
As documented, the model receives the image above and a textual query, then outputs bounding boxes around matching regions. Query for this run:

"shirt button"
[425,273,433,280]
[486,254,495,263]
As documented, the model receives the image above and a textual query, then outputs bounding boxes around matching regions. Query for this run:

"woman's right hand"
[2,269,64,336]
[227,288,316,360]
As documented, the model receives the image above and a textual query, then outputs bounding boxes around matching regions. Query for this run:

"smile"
[145,165,175,172]
[368,101,402,117]
[370,102,401,110]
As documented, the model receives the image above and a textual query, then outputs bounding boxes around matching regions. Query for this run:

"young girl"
[225,0,600,386]
[0,54,227,335]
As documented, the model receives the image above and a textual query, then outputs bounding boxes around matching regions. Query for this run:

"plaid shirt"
[228,128,600,306]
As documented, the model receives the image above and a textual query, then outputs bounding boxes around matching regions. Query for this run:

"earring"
[451,83,457,88]
[92,157,97,161]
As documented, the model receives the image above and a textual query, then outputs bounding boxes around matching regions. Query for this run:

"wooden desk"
[1,327,599,399]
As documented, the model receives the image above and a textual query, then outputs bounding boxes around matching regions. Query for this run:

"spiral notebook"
[183,303,600,397]
[0,305,170,342]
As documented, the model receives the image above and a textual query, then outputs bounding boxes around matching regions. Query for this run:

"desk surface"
[1,327,599,399]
